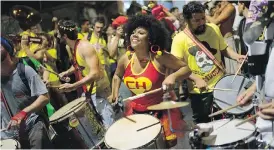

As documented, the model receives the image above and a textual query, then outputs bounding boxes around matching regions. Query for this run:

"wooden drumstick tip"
[235,114,258,127]
[209,103,240,117]
[124,116,136,123]
[231,53,248,83]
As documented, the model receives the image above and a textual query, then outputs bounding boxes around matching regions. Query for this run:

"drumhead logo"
[124,77,152,95]
[188,41,217,73]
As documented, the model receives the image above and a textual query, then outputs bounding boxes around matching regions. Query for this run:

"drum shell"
[49,102,105,149]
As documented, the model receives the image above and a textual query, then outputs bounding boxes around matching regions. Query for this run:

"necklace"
[139,57,150,63]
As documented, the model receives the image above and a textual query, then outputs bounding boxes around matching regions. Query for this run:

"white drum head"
[105,114,161,149]
[201,119,255,146]
[214,75,253,115]
[49,97,86,123]
[0,139,19,149]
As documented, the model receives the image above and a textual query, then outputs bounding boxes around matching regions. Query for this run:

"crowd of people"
[1,0,274,149]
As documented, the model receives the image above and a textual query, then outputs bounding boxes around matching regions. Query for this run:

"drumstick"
[231,53,248,83]
[48,85,60,88]
[235,114,259,127]
[137,122,160,132]
[39,65,70,82]
[39,65,59,76]
[209,88,238,92]
[123,88,162,101]
[124,116,136,123]
[209,103,241,117]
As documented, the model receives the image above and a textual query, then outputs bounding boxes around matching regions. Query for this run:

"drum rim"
[213,74,253,115]
[49,100,86,124]
[0,139,20,148]
[200,119,257,147]
[104,114,162,149]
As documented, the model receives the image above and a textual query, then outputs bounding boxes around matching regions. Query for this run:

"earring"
[126,45,134,56]
[150,45,162,58]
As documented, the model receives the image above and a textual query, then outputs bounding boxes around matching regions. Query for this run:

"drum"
[104,114,166,149]
[49,97,105,149]
[0,139,20,149]
[189,119,257,149]
[213,75,254,118]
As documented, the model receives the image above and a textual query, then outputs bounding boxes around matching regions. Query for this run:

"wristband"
[11,110,27,121]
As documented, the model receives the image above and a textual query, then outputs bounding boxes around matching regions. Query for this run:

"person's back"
[219,3,236,37]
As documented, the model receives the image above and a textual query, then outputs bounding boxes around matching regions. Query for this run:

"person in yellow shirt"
[107,16,128,80]
[37,33,68,110]
[83,17,112,92]
[57,19,114,128]
[77,19,91,40]
[17,23,47,62]
[171,1,245,124]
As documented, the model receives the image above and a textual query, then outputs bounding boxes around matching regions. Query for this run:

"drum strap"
[0,91,13,118]
[183,28,226,73]
[72,40,103,123]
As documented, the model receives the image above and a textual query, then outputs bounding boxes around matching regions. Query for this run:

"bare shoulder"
[158,51,176,61]
[78,40,96,55]
[119,53,130,68]
[225,3,235,11]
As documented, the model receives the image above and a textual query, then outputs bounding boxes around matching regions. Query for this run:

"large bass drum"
[49,97,105,149]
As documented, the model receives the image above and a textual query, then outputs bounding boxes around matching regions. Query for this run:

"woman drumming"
[108,14,191,147]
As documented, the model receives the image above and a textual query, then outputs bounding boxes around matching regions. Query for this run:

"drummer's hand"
[236,85,256,106]
[21,35,29,48]
[59,71,68,79]
[43,79,50,87]
[59,83,76,92]
[258,102,274,120]
[162,74,176,91]
[7,111,27,129]
[107,95,118,104]
[236,54,247,63]
[194,78,208,91]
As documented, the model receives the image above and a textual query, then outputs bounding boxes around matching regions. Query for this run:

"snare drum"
[104,114,166,149]
[189,119,257,149]
[213,75,254,118]
[49,97,105,149]
[0,139,20,149]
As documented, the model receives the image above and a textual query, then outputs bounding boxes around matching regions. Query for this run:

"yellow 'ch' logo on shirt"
[124,77,152,95]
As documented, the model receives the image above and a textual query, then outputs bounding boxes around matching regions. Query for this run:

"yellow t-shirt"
[171,23,227,94]
[16,31,40,58]
[75,45,97,94]
[88,32,109,65]
[78,32,88,40]
[45,48,59,82]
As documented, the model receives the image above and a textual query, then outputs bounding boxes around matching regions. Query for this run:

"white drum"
[214,75,254,116]
[104,114,166,149]
[0,139,20,149]
[190,119,257,149]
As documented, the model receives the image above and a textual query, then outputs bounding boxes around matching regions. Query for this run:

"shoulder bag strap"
[183,28,226,73]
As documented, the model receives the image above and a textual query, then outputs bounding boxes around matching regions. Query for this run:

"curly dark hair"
[124,14,169,51]
[58,19,78,40]
[183,1,205,20]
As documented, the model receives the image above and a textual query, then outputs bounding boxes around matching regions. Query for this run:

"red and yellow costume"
[123,54,185,144]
